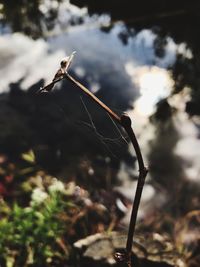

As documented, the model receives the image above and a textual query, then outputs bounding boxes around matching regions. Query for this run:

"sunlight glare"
[133,66,174,116]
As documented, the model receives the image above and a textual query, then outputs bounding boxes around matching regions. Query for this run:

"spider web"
[79,96,129,157]
[49,93,129,158]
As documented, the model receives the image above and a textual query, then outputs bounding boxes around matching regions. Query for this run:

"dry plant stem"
[36,76,64,93]
[121,117,148,259]
[65,73,148,266]
[38,70,147,266]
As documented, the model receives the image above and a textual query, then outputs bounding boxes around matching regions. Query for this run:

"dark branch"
[37,57,148,267]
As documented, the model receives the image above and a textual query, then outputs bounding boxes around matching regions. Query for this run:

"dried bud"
[60,56,70,69]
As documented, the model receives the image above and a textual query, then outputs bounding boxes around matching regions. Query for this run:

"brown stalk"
[38,64,148,267]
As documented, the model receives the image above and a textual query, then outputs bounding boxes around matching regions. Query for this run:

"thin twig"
[65,73,148,266]
[120,115,148,258]
[37,57,148,267]
[36,76,64,94]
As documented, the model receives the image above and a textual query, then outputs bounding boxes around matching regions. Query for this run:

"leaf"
[21,150,35,163]
[6,255,15,267]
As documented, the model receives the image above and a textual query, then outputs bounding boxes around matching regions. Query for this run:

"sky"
[0,1,199,223]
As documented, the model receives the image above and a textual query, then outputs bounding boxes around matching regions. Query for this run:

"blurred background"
[0,1,200,266]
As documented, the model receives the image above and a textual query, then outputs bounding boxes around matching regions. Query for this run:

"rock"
[74,232,184,267]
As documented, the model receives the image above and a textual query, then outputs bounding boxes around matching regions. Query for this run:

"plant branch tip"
[36,51,76,94]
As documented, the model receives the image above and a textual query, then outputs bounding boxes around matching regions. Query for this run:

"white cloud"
[0,33,65,92]
[174,112,200,183]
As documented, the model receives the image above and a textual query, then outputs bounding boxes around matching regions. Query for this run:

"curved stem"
[121,116,148,258]
[65,74,148,266]
[38,71,148,267]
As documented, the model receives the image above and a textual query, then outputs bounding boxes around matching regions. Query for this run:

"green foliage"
[0,188,70,266]
[21,150,36,164]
